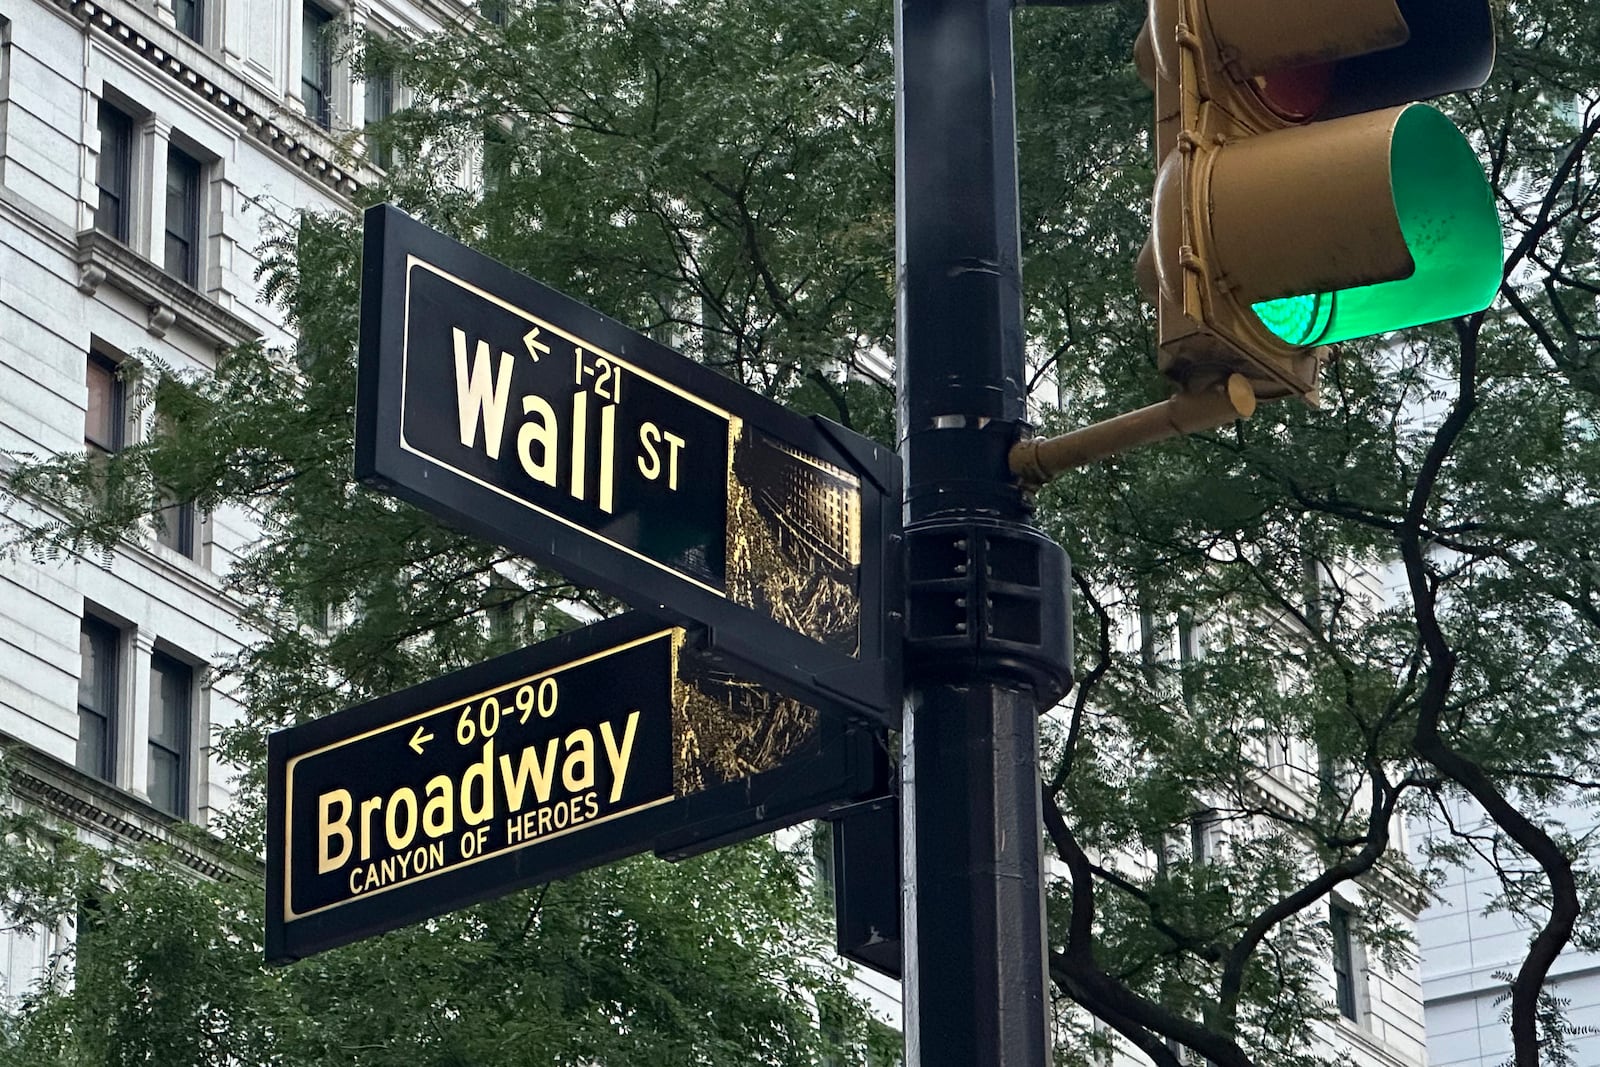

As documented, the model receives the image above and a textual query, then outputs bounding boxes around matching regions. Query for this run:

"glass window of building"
[1330,903,1359,1021]
[77,618,120,780]
[164,147,202,285]
[365,72,395,169]
[302,4,334,129]
[148,653,192,817]
[94,104,134,241]
[84,352,124,454]
[154,492,196,557]
[174,0,202,44]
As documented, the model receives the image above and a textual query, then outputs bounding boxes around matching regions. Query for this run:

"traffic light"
[1136,0,1503,401]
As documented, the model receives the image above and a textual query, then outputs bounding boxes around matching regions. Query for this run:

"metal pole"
[894,0,1069,1063]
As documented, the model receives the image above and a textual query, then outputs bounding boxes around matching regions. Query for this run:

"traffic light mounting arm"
[1010,373,1256,487]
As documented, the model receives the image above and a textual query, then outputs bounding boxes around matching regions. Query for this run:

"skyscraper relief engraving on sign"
[401,259,864,658]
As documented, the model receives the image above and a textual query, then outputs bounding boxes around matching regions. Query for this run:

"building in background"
[0,0,443,996]
[1101,593,1431,1067]
[0,0,904,1050]
[1414,799,1600,1066]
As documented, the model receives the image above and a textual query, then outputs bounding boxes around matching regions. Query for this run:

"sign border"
[279,627,679,923]
[266,614,884,964]
[356,204,902,727]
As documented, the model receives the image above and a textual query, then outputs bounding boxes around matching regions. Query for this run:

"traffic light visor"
[1252,105,1502,346]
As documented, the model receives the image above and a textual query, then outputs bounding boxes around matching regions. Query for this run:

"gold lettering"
[638,422,662,480]
[423,775,454,838]
[359,795,384,861]
[597,402,616,514]
[662,430,686,490]
[562,728,595,793]
[570,390,588,502]
[461,740,495,826]
[385,787,419,851]
[318,789,354,874]
[453,328,515,459]
[499,738,561,813]
[515,394,559,486]
[636,423,685,490]
[599,711,640,804]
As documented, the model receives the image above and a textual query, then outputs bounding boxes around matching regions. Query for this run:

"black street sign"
[356,205,902,726]
[266,613,883,964]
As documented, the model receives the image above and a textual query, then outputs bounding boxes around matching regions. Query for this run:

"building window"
[85,352,125,454]
[812,820,835,909]
[77,617,120,781]
[154,492,196,557]
[482,121,513,194]
[95,103,134,242]
[301,3,334,129]
[364,72,395,170]
[1190,808,1221,865]
[148,653,192,817]
[1,20,12,164]
[164,147,202,286]
[174,0,203,43]
[1177,611,1200,710]
[1330,903,1359,1021]
[150,407,198,558]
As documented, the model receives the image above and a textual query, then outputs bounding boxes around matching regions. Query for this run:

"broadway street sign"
[356,205,901,726]
[266,613,882,963]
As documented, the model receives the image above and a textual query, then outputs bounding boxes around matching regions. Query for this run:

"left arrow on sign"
[408,725,434,754]
[524,326,549,362]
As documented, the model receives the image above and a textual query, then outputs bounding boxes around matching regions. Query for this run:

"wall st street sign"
[356,205,902,726]
[267,614,882,963]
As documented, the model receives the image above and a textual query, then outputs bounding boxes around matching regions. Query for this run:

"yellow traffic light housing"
[1138,0,1503,401]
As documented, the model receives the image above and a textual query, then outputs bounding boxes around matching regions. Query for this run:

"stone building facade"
[0,0,446,994]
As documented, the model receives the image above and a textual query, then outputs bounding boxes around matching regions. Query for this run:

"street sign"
[356,205,902,726]
[266,613,884,963]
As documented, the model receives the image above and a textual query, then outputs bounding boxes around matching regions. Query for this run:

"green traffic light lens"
[1252,105,1503,346]
[1252,292,1332,347]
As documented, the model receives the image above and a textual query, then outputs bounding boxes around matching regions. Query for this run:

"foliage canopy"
[4,0,1600,1064]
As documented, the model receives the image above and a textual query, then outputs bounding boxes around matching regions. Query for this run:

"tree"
[1018,2,1600,1065]
[0,0,899,1061]
[4,0,1600,1064]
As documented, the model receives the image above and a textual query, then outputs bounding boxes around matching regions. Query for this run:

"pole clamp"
[902,517,1073,709]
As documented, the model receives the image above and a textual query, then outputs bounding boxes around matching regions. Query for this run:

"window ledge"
[0,732,256,882]
[75,229,260,353]
[58,0,367,196]
[1333,1014,1419,1067]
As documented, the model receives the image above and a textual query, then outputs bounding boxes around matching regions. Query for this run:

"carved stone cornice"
[2,736,257,884]
[76,228,261,351]
[1232,769,1434,917]
[57,0,367,198]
